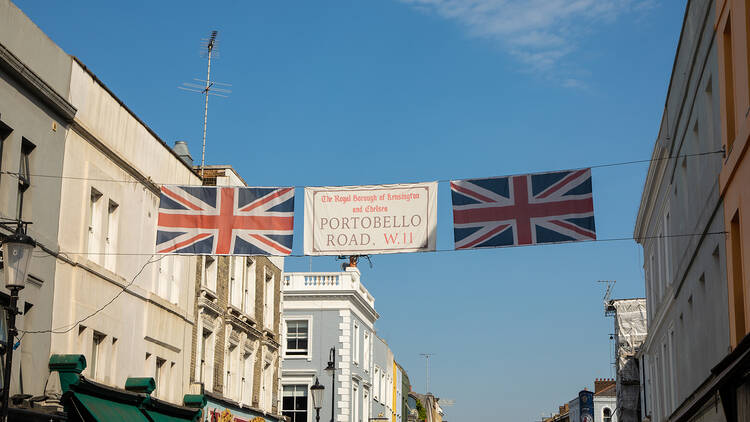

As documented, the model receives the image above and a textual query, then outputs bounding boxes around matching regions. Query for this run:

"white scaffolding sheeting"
[612,298,647,422]
[613,298,648,369]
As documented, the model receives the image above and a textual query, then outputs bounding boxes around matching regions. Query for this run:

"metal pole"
[330,347,336,422]
[1,288,20,422]
[316,408,321,422]
[425,355,429,394]
[200,40,213,178]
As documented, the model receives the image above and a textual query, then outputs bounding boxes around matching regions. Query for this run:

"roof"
[71,56,202,181]
[594,382,616,397]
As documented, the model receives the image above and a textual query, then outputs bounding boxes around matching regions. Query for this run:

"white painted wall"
[48,60,201,403]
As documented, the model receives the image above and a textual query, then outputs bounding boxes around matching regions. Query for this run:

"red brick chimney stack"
[594,378,615,394]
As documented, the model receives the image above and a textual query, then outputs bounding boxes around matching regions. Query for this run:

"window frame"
[16,138,34,220]
[284,316,312,360]
[282,384,309,422]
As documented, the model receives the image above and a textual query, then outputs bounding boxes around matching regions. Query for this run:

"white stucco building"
[634,1,729,421]
[280,265,380,422]
[46,56,202,403]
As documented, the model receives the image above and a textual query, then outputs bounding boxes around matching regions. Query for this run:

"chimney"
[595,378,615,394]
[173,141,194,167]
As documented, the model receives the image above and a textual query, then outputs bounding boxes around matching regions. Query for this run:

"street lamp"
[325,347,336,422]
[0,224,35,422]
[310,377,325,422]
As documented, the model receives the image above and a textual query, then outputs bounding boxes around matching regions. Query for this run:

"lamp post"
[310,377,325,422]
[0,224,35,422]
[325,347,336,422]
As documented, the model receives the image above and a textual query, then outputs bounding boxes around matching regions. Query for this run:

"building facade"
[280,266,380,422]
[607,298,647,422]
[0,0,75,399]
[568,380,617,422]
[189,165,285,422]
[1,0,205,408]
[711,1,750,420]
[634,1,730,421]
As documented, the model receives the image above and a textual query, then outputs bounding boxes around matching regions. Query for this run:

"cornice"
[0,41,76,122]
[70,119,161,196]
[283,291,380,322]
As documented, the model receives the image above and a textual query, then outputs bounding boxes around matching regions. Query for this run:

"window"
[241,351,255,405]
[724,16,737,150]
[243,259,256,315]
[155,357,166,397]
[363,388,370,422]
[661,341,669,415]
[16,138,34,219]
[91,331,105,381]
[663,211,671,286]
[363,331,370,372]
[170,257,181,304]
[603,408,612,422]
[353,383,359,422]
[231,257,243,308]
[158,256,172,300]
[88,188,103,262]
[669,327,676,409]
[286,320,309,356]
[0,120,11,183]
[104,200,119,271]
[264,269,275,329]
[226,344,238,400]
[731,212,746,342]
[204,256,217,292]
[200,328,214,391]
[353,322,360,365]
[374,367,380,401]
[0,304,7,391]
[282,385,308,422]
[260,358,274,411]
[380,370,386,404]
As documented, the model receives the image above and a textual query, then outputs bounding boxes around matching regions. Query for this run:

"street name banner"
[156,185,295,255]
[304,182,438,255]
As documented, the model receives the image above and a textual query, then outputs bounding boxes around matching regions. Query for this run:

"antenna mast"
[200,30,216,177]
[420,353,433,394]
[599,280,617,316]
[179,30,231,178]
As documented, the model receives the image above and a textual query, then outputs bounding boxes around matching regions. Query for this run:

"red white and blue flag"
[450,168,596,249]
[156,185,295,255]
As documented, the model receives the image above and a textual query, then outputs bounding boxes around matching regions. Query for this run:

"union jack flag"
[156,185,295,255]
[451,168,596,249]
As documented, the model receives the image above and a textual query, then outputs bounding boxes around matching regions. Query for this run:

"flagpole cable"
[18,254,166,335]
[0,149,725,188]
[29,231,728,259]
[16,231,726,336]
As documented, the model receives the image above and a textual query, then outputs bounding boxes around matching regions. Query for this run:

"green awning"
[70,391,150,422]
[143,409,193,422]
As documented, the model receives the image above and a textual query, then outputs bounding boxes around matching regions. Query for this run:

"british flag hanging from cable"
[156,185,295,255]
[450,168,596,250]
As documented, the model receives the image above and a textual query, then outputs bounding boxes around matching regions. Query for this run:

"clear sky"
[15,0,687,420]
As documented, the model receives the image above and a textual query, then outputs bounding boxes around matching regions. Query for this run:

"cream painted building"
[1,0,203,405]
[46,57,202,403]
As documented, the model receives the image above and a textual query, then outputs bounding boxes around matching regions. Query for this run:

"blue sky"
[16,0,686,419]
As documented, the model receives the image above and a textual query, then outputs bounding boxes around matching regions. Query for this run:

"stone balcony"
[281,268,375,308]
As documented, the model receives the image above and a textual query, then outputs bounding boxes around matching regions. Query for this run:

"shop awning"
[69,391,150,422]
[51,354,203,422]
[143,409,192,422]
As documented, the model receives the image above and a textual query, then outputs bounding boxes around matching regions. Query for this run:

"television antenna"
[419,353,434,394]
[599,280,616,316]
[178,30,232,177]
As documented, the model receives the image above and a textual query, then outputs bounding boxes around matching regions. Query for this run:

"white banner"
[304,182,438,255]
